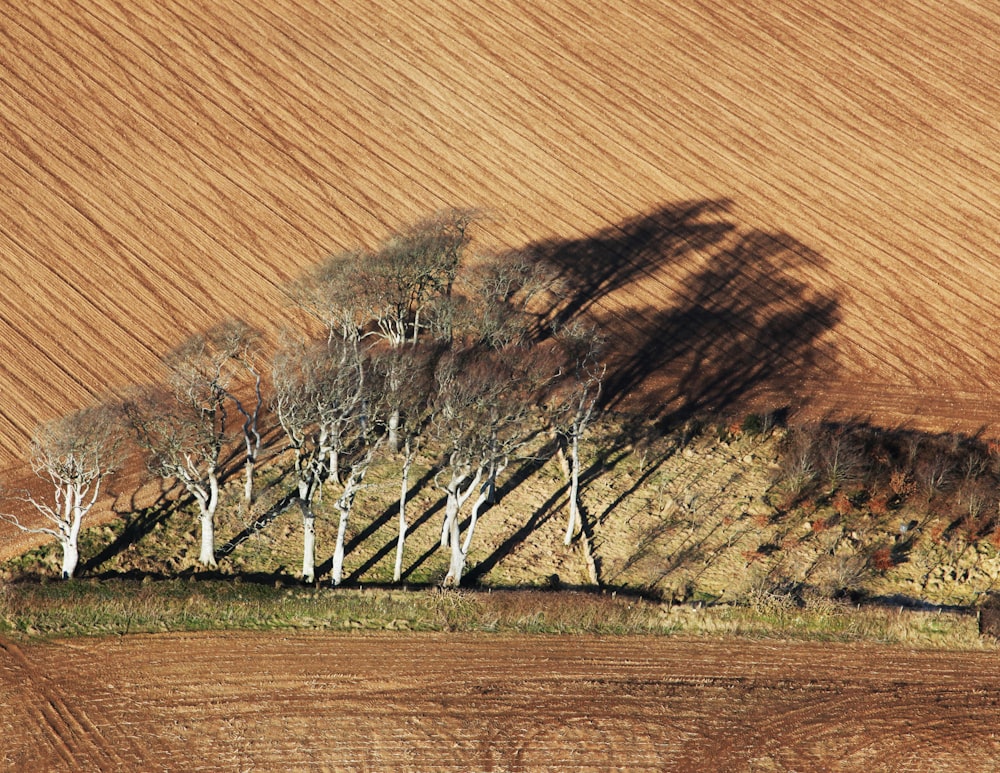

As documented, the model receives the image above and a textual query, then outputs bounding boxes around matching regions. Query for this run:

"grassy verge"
[0,578,989,649]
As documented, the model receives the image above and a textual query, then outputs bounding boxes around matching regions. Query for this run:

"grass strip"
[0,578,990,649]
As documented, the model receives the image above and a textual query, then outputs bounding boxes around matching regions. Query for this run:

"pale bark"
[565,432,581,545]
[445,501,465,584]
[439,466,484,586]
[60,538,79,580]
[387,408,401,452]
[393,441,413,582]
[330,451,376,586]
[441,485,458,548]
[294,457,325,583]
[446,458,507,587]
[2,406,120,580]
[300,501,316,584]
[447,485,489,586]
[243,457,255,510]
[439,467,480,549]
[193,470,220,568]
[235,366,264,510]
[330,505,350,586]
[61,508,84,579]
[198,510,217,568]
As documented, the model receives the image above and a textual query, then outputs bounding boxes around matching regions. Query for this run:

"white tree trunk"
[565,431,581,546]
[387,408,401,452]
[243,456,255,511]
[393,444,412,583]
[300,501,316,584]
[442,467,485,586]
[448,487,490,586]
[330,459,373,586]
[60,536,79,579]
[445,502,464,585]
[242,369,263,509]
[190,470,220,568]
[198,510,217,567]
[331,503,350,586]
[441,488,458,548]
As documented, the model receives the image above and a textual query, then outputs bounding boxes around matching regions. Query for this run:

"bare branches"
[1,402,124,578]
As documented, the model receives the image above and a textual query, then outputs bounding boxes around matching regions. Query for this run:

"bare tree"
[368,208,477,346]
[0,403,122,579]
[272,334,367,584]
[329,384,385,586]
[210,319,266,510]
[432,344,542,586]
[123,327,249,569]
[285,248,368,346]
[465,249,564,347]
[272,340,325,583]
[548,320,606,545]
[374,344,440,582]
[363,209,477,449]
[124,385,229,569]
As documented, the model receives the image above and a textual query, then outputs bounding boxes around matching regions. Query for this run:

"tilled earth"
[2,632,999,771]
[4,0,1000,472]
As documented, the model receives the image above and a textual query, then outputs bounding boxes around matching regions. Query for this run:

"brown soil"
[3,0,1000,475]
[1,631,998,770]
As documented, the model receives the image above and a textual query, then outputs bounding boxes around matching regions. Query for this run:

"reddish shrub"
[871,546,895,572]
[832,491,852,516]
[889,469,915,497]
[869,494,889,517]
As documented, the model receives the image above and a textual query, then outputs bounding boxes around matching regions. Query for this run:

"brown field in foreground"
[2,631,1000,770]
[2,0,1000,475]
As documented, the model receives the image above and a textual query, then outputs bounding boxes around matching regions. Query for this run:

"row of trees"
[1,211,606,584]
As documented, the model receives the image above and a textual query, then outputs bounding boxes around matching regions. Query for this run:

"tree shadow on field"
[523,199,841,425]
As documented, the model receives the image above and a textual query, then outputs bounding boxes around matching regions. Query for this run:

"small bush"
[868,494,890,517]
[871,546,895,572]
[832,491,853,516]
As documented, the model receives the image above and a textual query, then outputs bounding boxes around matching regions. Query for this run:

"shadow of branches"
[523,200,840,425]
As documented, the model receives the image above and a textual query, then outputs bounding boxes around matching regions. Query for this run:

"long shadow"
[341,466,438,582]
[515,203,840,425]
[80,495,175,574]
[594,446,675,528]
[333,474,455,582]
[464,483,566,586]
[375,498,447,584]
[358,442,562,584]
[343,467,437,559]
[216,490,299,559]
[527,199,737,325]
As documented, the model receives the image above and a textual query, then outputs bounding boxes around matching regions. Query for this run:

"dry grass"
[0,580,987,651]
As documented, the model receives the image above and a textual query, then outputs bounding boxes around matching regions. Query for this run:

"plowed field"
[2,0,1000,470]
[2,632,999,770]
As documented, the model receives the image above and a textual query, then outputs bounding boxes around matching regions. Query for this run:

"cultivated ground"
[2,0,1000,473]
[5,2,1000,769]
[2,631,999,771]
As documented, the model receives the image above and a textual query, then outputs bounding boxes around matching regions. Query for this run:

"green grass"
[0,579,989,649]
